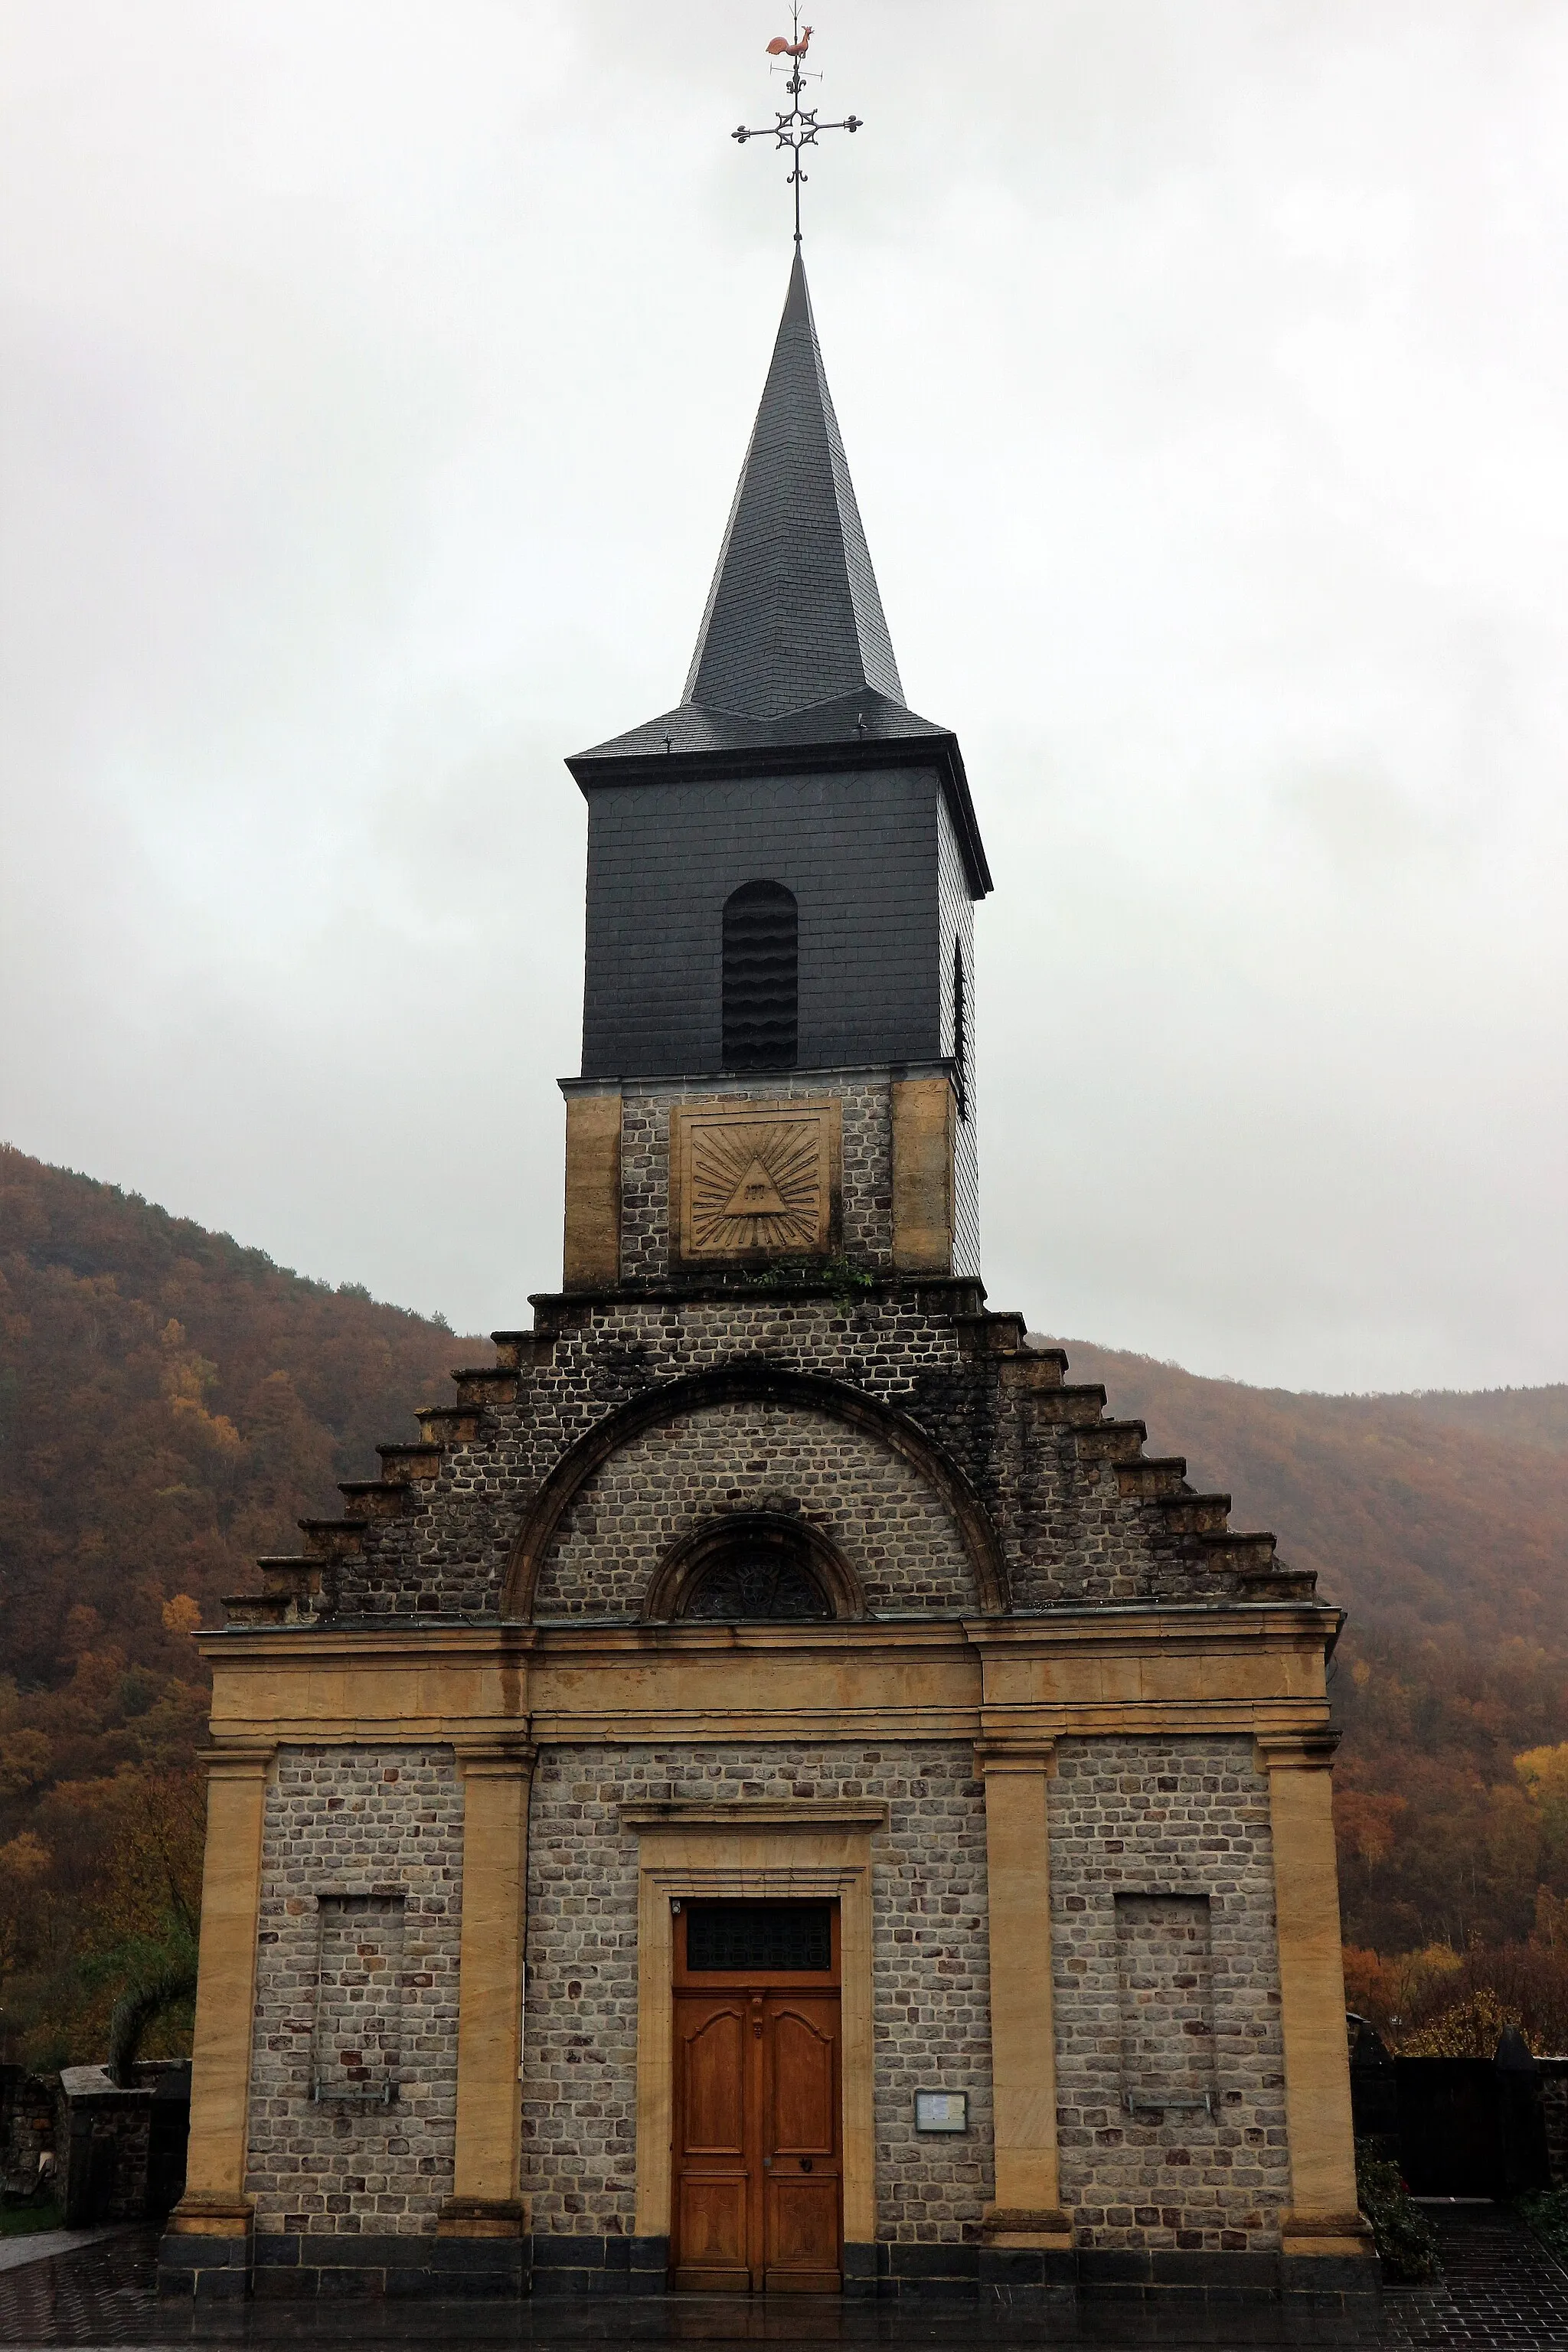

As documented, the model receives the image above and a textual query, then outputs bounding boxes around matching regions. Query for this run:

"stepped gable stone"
[222,1292,1308,1626]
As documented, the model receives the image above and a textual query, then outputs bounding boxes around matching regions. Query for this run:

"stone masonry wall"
[523,1743,992,2245]
[1047,1736,1290,2254]
[341,1291,978,1621]
[619,1073,893,1282]
[534,1399,978,1618]
[246,1748,464,2237]
[332,1298,1243,1623]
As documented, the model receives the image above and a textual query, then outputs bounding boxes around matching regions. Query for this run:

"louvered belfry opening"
[722,880,799,1070]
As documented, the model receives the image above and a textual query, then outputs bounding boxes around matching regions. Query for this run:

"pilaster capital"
[974,1736,1057,1776]
[1254,1730,1340,1775]
[197,1744,276,1781]
[452,1737,537,1780]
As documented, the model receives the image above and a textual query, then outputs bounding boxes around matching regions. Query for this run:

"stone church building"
[162,255,1370,2306]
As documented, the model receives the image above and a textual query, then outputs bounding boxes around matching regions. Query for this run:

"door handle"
[799,2158,813,2172]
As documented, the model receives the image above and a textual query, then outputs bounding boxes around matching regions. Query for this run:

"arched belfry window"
[723,881,798,1071]
[952,938,969,1120]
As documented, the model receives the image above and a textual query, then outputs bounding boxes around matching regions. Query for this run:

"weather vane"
[732,8,862,249]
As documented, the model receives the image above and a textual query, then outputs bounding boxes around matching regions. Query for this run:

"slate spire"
[683,253,905,722]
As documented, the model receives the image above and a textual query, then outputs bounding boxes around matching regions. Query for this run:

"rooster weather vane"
[732,7,862,248]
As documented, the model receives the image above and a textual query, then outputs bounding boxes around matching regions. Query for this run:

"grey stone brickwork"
[245,1748,463,2237]
[619,1071,894,1282]
[534,1397,978,1619]
[302,1296,1260,1625]
[522,1743,992,2245]
[1047,1736,1291,2255]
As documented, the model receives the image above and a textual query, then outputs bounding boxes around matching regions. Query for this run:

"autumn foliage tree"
[0,1146,477,2065]
[5,1165,1566,2060]
[1059,1339,1568,1988]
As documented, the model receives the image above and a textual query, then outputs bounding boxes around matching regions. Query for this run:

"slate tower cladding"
[164,238,1370,2312]
[564,256,989,1285]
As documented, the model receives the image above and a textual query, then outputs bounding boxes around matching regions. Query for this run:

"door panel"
[769,2004,837,2153]
[670,1941,842,2292]
[672,1996,753,2289]
[682,2004,746,2153]
[765,2177,841,2292]
[763,1995,841,2292]
[675,2177,750,2289]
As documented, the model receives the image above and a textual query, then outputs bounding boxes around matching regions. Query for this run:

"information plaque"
[913,2090,968,2133]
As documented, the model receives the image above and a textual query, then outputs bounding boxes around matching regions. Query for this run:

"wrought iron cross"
[732,7,862,249]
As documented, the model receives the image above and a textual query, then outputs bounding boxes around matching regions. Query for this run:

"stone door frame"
[620,1802,886,2251]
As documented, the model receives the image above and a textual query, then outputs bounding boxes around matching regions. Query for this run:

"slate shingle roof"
[567,253,991,897]
[576,253,952,756]
[682,250,903,722]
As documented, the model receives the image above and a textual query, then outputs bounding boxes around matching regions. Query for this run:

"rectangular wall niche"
[1115,1892,1216,2118]
[310,1893,406,2105]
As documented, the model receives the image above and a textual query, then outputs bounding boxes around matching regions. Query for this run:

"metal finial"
[731,7,862,249]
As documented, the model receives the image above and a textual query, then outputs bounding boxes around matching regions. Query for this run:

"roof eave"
[564,730,994,900]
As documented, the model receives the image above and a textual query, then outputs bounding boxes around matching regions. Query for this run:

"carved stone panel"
[671,1101,841,1266]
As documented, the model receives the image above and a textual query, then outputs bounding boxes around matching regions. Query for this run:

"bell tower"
[560,254,991,1292]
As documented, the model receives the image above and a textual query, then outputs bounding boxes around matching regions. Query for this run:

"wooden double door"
[671,1904,842,2293]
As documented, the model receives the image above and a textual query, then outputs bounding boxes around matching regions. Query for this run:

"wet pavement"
[0,2207,1564,2352]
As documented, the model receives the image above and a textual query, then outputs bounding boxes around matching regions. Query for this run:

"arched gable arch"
[503,1364,1009,1619]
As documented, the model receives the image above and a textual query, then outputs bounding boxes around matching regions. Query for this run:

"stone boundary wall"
[245,1748,463,2238]
[523,1742,993,2244]
[1048,1735,1290,2254]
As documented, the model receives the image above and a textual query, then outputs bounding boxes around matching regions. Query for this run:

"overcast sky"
[2,2,1565,1393]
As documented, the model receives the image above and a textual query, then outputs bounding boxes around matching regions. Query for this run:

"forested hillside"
[1057,1339,1568,2037]
[2,1141,1564,2064]
[0,1145,478,2064]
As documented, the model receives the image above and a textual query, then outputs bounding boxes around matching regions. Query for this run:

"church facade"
[161,256,1371,2308]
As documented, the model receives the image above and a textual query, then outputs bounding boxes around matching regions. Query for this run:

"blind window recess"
[1115,1890,1217,2124]
[309,1890,406,2106]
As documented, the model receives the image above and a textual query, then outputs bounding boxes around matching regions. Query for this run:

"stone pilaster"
[977,1740,1071,2250]
[439,1741,537,2255]
[1256,1734,1374,2269]
[158,1744,273,2298]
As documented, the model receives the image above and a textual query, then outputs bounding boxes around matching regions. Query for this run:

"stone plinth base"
[157,2195,253,2302]
[158,2225,1382,2305]
[529,2234,668,2296]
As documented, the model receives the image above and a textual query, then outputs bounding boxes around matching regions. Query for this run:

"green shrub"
[1520,2186,1568,2262]
[0,2201,64,2239]
[1354,2141,1437,2282]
